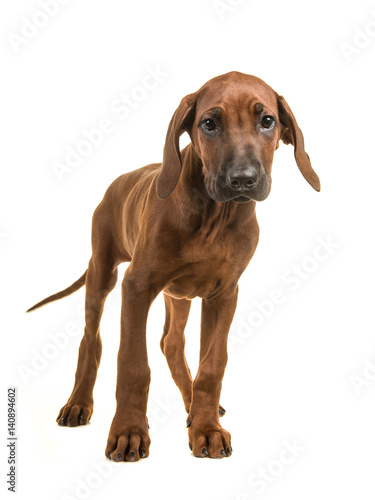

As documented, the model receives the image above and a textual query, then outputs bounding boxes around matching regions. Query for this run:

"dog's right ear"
[156,93,197,199]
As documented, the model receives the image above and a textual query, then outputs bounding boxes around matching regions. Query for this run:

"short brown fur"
[28,72,320,461]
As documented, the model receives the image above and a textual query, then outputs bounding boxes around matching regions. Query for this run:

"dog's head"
[157,71,320,202]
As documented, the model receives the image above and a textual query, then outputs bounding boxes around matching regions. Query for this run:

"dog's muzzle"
[205,164,270,203]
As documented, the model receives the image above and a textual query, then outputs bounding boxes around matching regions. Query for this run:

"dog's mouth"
[233,195,252,203]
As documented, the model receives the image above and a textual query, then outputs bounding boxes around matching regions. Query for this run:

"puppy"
[28,71,320,461]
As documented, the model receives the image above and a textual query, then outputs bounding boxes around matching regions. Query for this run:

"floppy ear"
[277,94,321,192]
[156,93,197,199]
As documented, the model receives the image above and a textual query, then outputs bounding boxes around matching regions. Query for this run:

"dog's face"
[157,72,320,200]
[191,75,280,203]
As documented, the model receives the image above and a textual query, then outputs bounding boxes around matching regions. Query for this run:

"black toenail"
[202,448,209,457]
[220,449,226,457]
[186,419,192,428]
[189,442,192,451]
[140,449,146,458]
[107,452,112,459]
[59,418,65,425]
[219,406,226,414]
[117,452,122,460]
[227,447,231,455]
[66,418,72,426]
[130,452,135,459]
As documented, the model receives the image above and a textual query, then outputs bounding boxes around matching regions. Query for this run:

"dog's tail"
[26,270,87,313]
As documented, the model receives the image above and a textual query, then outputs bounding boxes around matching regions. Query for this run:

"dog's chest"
[164,232,252,300]
[164,262,224,300]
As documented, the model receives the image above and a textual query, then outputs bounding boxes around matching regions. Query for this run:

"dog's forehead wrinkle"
[205,106,225,119]
[201,71,268,92]
[198,90,276,125]
[198,72,276,102]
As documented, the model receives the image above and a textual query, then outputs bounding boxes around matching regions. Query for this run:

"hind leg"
[57,231,121,427]
[160,294,193,413]
[160,294,227,417]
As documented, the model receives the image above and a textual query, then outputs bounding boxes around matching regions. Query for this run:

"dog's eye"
[202,119,217,132]
[260,115,275,129]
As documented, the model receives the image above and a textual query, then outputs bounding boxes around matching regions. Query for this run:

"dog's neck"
[171,143,256,234]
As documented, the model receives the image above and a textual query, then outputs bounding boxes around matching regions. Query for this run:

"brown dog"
[27,71,320,461]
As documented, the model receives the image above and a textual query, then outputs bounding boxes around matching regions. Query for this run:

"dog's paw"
[56,401,93,427]
[105,416,150,462]
[188,419,232,458]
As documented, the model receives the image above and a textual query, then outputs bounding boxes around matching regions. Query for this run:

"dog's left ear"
[157,93,197,199]
[277,94,321,192]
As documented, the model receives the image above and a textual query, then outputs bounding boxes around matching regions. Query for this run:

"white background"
[1,0,375,498]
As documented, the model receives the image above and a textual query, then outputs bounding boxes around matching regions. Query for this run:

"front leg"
[106,271,159,462]
[188,286,238,458]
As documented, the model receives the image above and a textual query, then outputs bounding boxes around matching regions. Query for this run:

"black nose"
[227,167,259,191]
